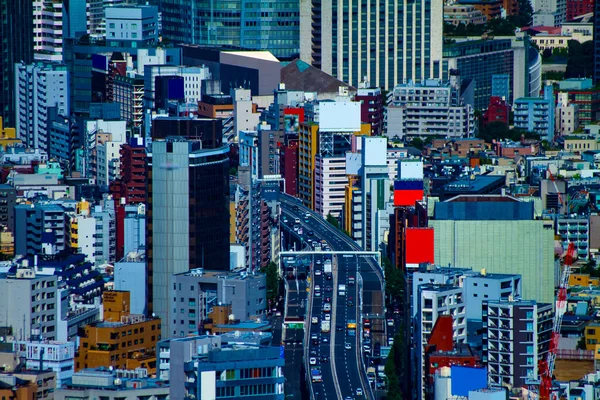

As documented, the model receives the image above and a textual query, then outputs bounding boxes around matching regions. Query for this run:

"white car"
[315,269,322,276]
[312,317,318,324]
[309,357,317,365]
[356,388,363,396]
[315,285,321,292]
[345,343,351,350]
[324,314,331,321]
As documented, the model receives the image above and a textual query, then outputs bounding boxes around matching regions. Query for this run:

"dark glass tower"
[595,0,600,84]
[0,1,33,126]
[159,0,300,60]
[147,118,230,331]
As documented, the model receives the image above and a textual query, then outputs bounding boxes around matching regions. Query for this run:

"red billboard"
[405,228,434,265]
[394,189,424,206]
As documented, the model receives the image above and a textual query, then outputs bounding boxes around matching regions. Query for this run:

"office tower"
[0,1,34,127]
[300,0,444,89]
[147,118,230,334]
[15,62,70,151]
[160,0,300,60]
[482,300,553,388]
[430,195,555,303]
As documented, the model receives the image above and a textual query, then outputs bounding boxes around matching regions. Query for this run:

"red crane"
[538,242,576,400]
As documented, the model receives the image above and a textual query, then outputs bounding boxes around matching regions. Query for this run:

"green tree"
[577,336,587,350]
[326,212,340,229]
[565,40,594,78]
[261,261,280,302]
[411,138,425,150]
[383,257,403,302]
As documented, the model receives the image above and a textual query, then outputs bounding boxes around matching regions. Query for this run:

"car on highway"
[374,342,381,357]
[356,388,363,396]
[388,337,394,346]
[293,225,299,232]
[310,350,317,356]
[315,285,321,292]
[316,259,322,265]
[322,336,329,343]
[315,291,321,297]
[283,217,288,223]
[324,314,331,321]
[312,317,318,325]
[325,286,332,292]
[323,303,331,313]
[321,356,329,363]
[336,324,343,331]
[347,297,354,307]
[308,230,314,236]
[315,269,322,276]
[345,342,352,350]
[309,357,317,365]
[324,296,331,303]
[387,318,394,326]
[326,273,332,280]
[305,212,310,218]
[295,218,301,224]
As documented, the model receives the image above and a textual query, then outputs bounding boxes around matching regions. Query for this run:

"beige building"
[556,93,580,137]
[563,136,600,152]
[444,5,487,25]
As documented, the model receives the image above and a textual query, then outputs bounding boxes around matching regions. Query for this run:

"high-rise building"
[430,195,555,303]
[15,62,70,152]
[0,1,33,127]
[300,0,444,89]
[482,300,553,388]
[514,84,556,142]
[0,264,66,341]
[160,0,300,60]
[33,1,64,62]
[105,5,159,47]
[147,118,230,335]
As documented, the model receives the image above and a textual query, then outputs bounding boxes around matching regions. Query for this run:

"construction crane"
[538,242,576,400]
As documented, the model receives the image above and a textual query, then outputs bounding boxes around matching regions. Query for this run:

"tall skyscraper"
[147,118,230,335]
[15,62,70,151]
[0,1,34,127]
[159,0,300,60]
[300,0,444,89]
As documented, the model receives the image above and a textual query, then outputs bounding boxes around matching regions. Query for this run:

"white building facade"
[386,80,474,140]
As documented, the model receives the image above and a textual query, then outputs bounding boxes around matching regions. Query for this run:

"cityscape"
[0,0,600,399]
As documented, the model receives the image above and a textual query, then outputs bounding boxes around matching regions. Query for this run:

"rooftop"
[281,59,357,94]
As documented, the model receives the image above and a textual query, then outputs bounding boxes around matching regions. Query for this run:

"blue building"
[15,203,67,256]
[184,344,285,399]
[492,74,511,102]
[514,84,556,142]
